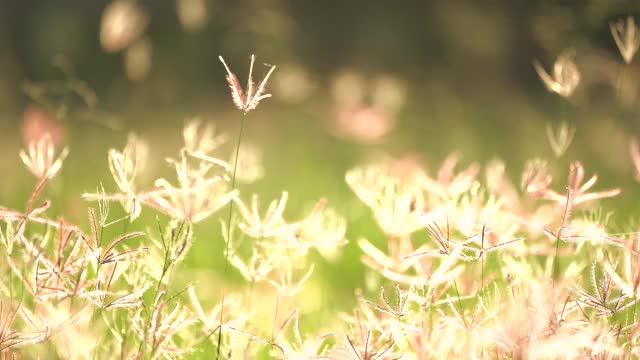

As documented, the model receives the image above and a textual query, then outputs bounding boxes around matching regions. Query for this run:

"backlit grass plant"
[5,17,640,358]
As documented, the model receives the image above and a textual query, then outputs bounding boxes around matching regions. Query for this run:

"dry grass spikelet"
[219,54,276,113]
[610,16,640,64]
[19,134,68,180]
[533,49,581,97]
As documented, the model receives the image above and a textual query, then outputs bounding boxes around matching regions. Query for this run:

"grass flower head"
[219,54,276,113]
[19,134,68,179]
[533,49,581,97]
[610,16,640,64]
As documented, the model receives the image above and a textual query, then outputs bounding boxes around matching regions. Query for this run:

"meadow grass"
[3,13,640,360]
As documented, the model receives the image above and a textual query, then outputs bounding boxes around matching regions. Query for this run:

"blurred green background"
[2,0,640,325]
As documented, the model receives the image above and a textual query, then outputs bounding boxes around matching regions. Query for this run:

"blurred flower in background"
[609,16,640,109]
[329,71,406,143]
[232,142,264,184]
[100,0,152,82]
[546,121,575,158]
[176,0,210,33]
[21,105,66,147]
[124,37,153,82]
[533,49,581,98]
[610,16,640,65]
[272,63,316,103]
[100,0,149,53]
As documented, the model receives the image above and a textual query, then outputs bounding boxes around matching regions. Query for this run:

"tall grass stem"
[216,111,246,359]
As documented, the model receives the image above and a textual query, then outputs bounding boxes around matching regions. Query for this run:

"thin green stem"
[217,111,246,359]
[553,234,561,282]
[242,235,264,358]
[480,224,485,360]
[137,254,171,358]
[551,98,571,284]
[452,279,465,326]
[481,257,484,360]
[452,278,470,354]
[480,224,486,298]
